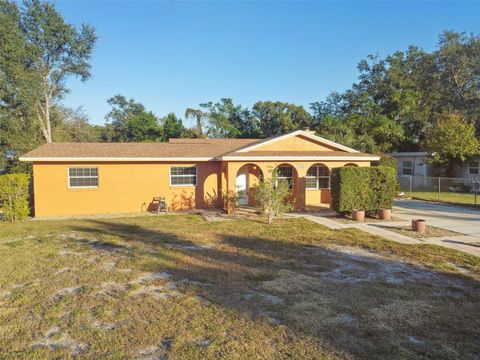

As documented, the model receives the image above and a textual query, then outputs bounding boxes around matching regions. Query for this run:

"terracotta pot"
[412,219,427,234]
[379,209,392,220]
[352,209,365,222]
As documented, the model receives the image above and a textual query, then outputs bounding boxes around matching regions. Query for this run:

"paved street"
[393,199,480,237]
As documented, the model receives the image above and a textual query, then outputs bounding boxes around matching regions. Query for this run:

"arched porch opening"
[305,163,331,207]
[236,164,264,207]
[344,163,359,167]
[273,164,297,191]
[272,163,299,208]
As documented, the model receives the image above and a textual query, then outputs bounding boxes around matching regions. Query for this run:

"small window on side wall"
[170,166,197,186]
[68,167,99,188]
[469,161,479,175]
[402,161,413,176]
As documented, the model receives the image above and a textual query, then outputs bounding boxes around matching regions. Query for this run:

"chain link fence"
[398,175,480,206]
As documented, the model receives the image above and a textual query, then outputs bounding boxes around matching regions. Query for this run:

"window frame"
[306,165,330,190]
[67,167,99,189]
[402,160,413,176]
[276,166,294,190]
[469,161,479,175]
[169,166,198,187]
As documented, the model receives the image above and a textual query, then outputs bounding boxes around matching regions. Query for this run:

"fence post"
[438,177,441,201]
[409,175,412,194]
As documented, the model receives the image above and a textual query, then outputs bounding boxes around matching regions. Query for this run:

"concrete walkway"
[286,213,422,245]
[286,210,480,257]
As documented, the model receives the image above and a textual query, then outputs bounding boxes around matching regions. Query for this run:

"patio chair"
[152,196,168,214]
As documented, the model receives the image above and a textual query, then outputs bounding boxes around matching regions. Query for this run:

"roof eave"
[219,155,380,161]
[19,157,216,162]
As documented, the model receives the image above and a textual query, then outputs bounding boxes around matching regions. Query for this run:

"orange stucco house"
[20,130,380,217]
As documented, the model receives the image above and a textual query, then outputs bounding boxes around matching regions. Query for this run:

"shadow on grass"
[67,217,480,359]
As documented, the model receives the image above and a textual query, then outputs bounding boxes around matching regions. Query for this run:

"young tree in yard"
[0,0,96,143]
[254,172,294,224]
[424,113,480,174]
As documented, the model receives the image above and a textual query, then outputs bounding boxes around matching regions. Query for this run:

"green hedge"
[331,166,397,213]
[0,173,30,221]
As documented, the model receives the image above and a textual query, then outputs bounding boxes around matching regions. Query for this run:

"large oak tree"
[0,0,96,143]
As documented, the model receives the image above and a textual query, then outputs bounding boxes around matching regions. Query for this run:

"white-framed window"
[306,165,330,189]
[68,167,99,188]
[276,166,294,190]
[170,166,197,186]
[402,160,413,176]
[469,161,479,175]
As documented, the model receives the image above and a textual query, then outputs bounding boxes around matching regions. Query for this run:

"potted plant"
[412,219,427,234]
[378,208,392,220]
[351,209,365,222]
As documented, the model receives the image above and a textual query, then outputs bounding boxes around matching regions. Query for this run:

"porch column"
[295,165,308,212]
[225,162,241,213]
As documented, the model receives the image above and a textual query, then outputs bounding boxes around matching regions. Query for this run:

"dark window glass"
[68,168,99,188]
[170,167,197,185]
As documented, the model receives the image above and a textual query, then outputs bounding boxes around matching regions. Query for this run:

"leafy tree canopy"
[312,31,480,153]
[125,111,162,142]
[161,113,185,141]
[202,98,257,138]
[424,112,479,172]
[253,101,312,137]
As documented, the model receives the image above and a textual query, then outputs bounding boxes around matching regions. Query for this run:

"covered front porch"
[221,161,362,212]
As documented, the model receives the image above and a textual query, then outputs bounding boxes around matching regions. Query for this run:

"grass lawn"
[406,191,480,207]
[1,215,479,359]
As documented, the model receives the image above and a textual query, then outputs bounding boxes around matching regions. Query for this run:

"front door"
[236,169,248,206]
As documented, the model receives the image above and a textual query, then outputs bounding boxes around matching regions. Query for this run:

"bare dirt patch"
[53,286,84,302]
[379,225,462,239]
[31,327,89,356]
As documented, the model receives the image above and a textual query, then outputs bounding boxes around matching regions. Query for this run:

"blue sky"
[56,1,480,127]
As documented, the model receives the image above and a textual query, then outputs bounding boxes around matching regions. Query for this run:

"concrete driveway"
[393,199,480,237]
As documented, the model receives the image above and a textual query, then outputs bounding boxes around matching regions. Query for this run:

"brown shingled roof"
[20,139,259,159]
[19,132,379,161]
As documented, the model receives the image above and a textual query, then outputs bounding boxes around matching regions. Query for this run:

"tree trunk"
[268,211,274,224]
[44,93,52,143]
[36,100,52,143]
[196,117,203,135]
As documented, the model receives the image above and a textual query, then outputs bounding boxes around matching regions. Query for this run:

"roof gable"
[235,130,359,154]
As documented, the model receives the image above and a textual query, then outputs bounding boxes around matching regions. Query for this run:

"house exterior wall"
[254,135,336,151]
[393,155,429,177]
[453,156,480,178]
[32,159,372,217]
[32,161,222,217]
[392,153,480,179]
